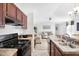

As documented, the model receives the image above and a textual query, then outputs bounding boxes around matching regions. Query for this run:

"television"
[77,23,79,31]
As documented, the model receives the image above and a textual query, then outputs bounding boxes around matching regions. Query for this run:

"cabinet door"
[0,3,5,27]
[16,8,22,23]
[54,46,62,56]
[3,3,7,26]
[6,3,16,19]
[50,41,54,56]
[0,3,3,26]
[22,14,27,29]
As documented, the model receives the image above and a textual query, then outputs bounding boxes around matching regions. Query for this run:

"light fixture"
[74,7,79,12]
[73,7,79,14]
[49,17,52,21]
[68,11,73,16]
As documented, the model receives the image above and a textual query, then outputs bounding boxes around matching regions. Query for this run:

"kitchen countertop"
[18,37,32,41]
[70,35,79,41]
[18,33,33,36]
[0,48,17,56]
[49,36,79,55]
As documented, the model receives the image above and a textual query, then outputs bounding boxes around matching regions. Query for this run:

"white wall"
[35,21,56,35]
[15,3,78,24]
[67,13,79,35]
[56,22,67,35]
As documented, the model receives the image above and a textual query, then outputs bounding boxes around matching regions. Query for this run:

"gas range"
[0,33,31,56]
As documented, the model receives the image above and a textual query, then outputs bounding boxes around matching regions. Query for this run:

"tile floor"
[32,39,49,56]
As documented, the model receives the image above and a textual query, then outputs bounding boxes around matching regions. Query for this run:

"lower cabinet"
[50,40,79,56]
[13,52,17,56]
[50,40,54,56]
[25,46,31,56]
[50,40,62,56]
[54,46,62,56]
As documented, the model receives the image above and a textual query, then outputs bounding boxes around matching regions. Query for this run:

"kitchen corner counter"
[0,48,17,56]
[49,36,79,56]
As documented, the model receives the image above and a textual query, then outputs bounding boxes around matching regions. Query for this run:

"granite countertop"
[70,35,79,41]
[18,37,32,41]
[18,33,33,36]
[0,48,17,56]
[49,36,79,55]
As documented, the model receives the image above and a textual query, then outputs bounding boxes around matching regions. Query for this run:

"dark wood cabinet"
[6,3,17,20]
[0,3,6,27]
[50,40,62,56]
[0,3,27,28]
[0,3,3,26]
[22,13,27,29]
[16,8,22,23]
[54,46,62,56]
[50,41,54,56]
[50,40,79,56]
[17,8,27,28]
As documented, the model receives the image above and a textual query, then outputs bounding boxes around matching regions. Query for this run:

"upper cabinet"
[0,3,6,27]
[6,3,17,20]
[22,13,27,29]
[0,4,3,27]
[16,8,22,23]
[0,3,27,28]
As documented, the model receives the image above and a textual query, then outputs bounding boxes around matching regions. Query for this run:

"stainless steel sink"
[59,41,78,48]
[58,40,76,48]
[58,41,68,46]
[68,44,76,48]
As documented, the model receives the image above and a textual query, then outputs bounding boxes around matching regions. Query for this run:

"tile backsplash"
[0,25,28,35]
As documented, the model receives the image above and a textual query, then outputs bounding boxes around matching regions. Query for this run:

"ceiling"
[15,3,79,23]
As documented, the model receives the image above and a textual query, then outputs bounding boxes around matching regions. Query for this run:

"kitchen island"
[0,48,17,56]
[49,36,79,56]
